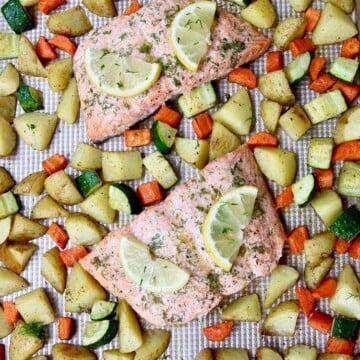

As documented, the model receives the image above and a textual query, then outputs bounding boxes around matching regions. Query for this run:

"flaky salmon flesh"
[80,145,286,327]
[74,0,271,142]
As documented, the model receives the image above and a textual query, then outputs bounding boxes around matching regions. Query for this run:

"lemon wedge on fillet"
[85,48,162,97]
[120,234,190,293]
[170,1,216,72]
[202,186,258,272]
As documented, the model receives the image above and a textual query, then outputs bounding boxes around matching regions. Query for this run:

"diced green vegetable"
[329,57,359,83]
[83,319,118,349]
[152,120,177,154]
[108,183,142,215]
[90,300,117,321]
[75,169,102,198]
[337,161,360,197]
[17,85,44,113]
[292,174,315,207]
[331,317,359,341]
[0,191,19,219]
[329,205,360,241]
[1,0,34,33]
[0,32,20,59]
[307,137,334,169]
[285,51,311,84]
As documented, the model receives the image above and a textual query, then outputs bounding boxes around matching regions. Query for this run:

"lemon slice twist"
[85,48,162,97]
[202,186,258,272]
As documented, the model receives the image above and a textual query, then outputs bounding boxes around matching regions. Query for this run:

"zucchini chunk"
[17,85,44,113]
[83,320,118,349]
[337,161,360,197]
[0,32,20,59]
[285,52,311,84]
[307,138,334,169]
[329,56,359,83]
[329,205,360,241]
[152,120,177,154]
[1,0,34,34]
[0,191,18,219]
[331,316,359,341]
[108,183,142,215]
[292,174,315,207]
[75,169,102,198]
[90,300,117,321]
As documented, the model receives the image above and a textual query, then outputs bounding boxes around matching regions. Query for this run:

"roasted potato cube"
[220,293,261,322]
[103,350,135,360]
[41,247,67,294]
[0,266,28,296]
[70,142,103,171]
[47,6,92,36]
[8,213,47,241]
[284,344,317,360]
[334,105,360,144]
[0,303,13,338]
[52,343,97,360]
[304,231,336,266]
[174,137,209,169]
[134,329,170,360]
[0,216,12,245]
[256,346,282,360]
[15,287,56,325]
[13,112,58,151]
[56,77,80,123]
[46,57,73,92]
[195,349,213,360]
[214,348,249,359]
[83,0,117,17]
[31,195,69,219]
[0,94,17,122]
[279,105,312,141]
[0,63,20,96]
[65,262,107,313]
[273,17,307,50]
[0,115,16,157]
[260,100,282,134]
[10,321,44,360]
[304,257,334,290]
[17,35,47,78]
[0,166,15,194]
[240,0,276,29]
[14,171,47,196]
[44,170,83,205]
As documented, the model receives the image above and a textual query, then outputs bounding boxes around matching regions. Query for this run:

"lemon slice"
[85,48,162,97]
[170,1,216,72]
[119,234,190,293]
[202,186,258,271]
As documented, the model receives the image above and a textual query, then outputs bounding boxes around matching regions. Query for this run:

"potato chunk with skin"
[273,17,307,50]
[14,171,47,196]
[0,267,28,296]
[0,115,16,157]
[0,166,15,193]
[52,343,96,360]
[0,63,20,96]
[134,329,170,360]
[46,57,73,92]
[220,293,261,321]
[0,303,13,338]
[83,0,117,17]
[241,0,276,29]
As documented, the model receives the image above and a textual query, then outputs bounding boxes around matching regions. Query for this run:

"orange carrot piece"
[137,181,163,206]
[308,310,333,334]
[287,225,309,255]
[275,186,293,209]
[3,302,20,325]
[228,67,257,89]
[266,51,283,73]
[35,36,57,61]
[192,112,213,140]
[315,168,334,189]
[326,337,355,355]
[332,80,360,103]
[332,140,360,161]
[59,245,88,267]
[47,222,69,249]
[58,316,73,340]
[312,277,337,299]
[0,344,4,360]
[123,0,141,15]
[203,321,234,342]
[48,35,77,55]
[309,57,326,81]
[124,128,152,147]
[349,234,360,259]
[335,237,351,254]
[295,287,315,317]
[154,104,182,128]
[247,131,278,149]
[289,38,316,57]
[309,73,337,93]
[38,0,66,14]
[42,153,67,175]
[341,37,360,59]
[304,7,321,32]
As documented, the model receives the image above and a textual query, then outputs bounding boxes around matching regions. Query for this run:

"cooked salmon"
[80,145,286,327]
[73,0,271,142]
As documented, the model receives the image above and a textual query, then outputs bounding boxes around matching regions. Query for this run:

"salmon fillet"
[80,145,286,327]
[73,0,271,142]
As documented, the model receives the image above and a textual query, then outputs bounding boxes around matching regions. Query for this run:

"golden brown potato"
[0,94,17,122]
[0,303,13,338]
[46,57,73,92]
[220,293,261,322]
[0,115,16,157]
[195,349,213,360]
[241,0,276,29]
[214,348,249,360]
[256,346,282,360]
[0,266,29,296]
[134,330,171,360]
[83,0,117,17]
[52,343,97,360]
[334,105,360,144]
[0,166,15,194]
[8,213,47,241]
[47,6,92,36]
[70,142,103,171]
[31,195,69,219]
[14,171,47,196]
[0,216,12,245]
[17,35,47,77]
[0,63,20,96]
[273,17,307,50]
[56,77,80,123]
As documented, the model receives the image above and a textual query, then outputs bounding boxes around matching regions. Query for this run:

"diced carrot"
[0,344,4,360]
[38,0,66,14]
[349,234,360,259]
[47,222,69,249]
[309,57,326,81]
[332,140,360,161]
[58,316,73,340]
[123,0,141,15]
[203,321,234,342]
[314,168,334,189]
[3,301,21,325]
[48,35,77,55]
[59,245,88,267]
[332,80,360,103]
[341,37,360,59]
[289,38,316,57]
[42,153,68,175]
[137,180,163,206]
[266,51,283,73]
[304,7,321,32]
[326,337,355,355]
[335,237,351,254]
[275,186,293,209]
[228,67,257,89]
[154,104,182,128]
[295,287,315,317]
[192,112,213,140]
[308,310,333,334]
[247,131,278,149]
[124,128,152,147]
[309,73,337,93]
[35,36,57,61]
[312,277,337,299]
[287,225,309,255]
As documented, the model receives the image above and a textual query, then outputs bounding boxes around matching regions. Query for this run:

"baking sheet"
[0,0,359,358]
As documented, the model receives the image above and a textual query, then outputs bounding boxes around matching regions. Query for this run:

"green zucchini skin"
[90,300,117,321]
[152,120,177,154]
[109,183,142,215]
[83,319,118,349]
[1,0,34,34]
[329,205,360,241]
[331,317,359,341]
[17,85,44,113]
[75,170,103,197]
